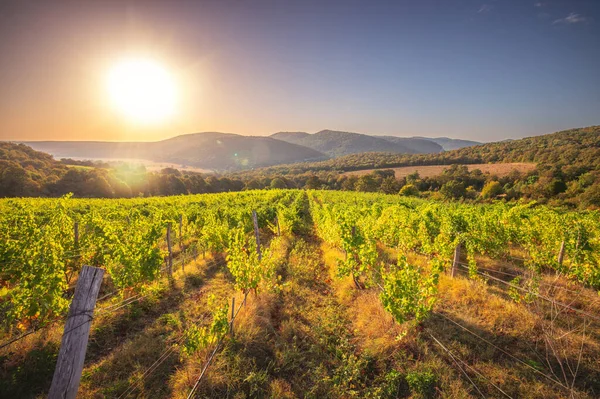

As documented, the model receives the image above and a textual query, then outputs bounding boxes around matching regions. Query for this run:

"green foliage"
[181,294,230,358]
[481,180,503,199]
[379,256,438,325]
[0,189,301,330]
[406,370,436,398]
[226,226,273,294]
[440,181,466,200]
[399,184,419,197]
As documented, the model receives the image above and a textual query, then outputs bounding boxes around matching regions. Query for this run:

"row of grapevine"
[0,190,303,331]
[308,190,600,325]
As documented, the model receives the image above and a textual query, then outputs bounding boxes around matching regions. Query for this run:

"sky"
[0,0,598,142]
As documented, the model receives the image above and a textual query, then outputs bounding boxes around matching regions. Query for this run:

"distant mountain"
[22,132,327,171]
[271,130,479,156]
[271,130,420,157]
[415,137,480,151]
[377,136,443,153]
[20,129,481,170]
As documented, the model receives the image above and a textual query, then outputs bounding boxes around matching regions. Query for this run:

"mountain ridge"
[19,130,481,171]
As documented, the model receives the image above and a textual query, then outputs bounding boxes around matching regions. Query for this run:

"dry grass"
[343,162,537,178]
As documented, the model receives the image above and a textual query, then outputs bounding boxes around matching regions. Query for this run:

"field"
[1,190,599,398]
[342,162,537,178]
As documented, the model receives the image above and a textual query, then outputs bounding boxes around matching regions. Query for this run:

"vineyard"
[1,190,599,398]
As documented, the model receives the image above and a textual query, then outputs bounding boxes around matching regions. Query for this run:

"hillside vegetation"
[271,130,446,156]
[233,126,600,208]
[1,190,599,398]
[4,126,600,208]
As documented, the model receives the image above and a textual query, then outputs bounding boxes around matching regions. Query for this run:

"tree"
[341,176,357,191]
[440,181,466,200]
[380,176,400,194]
[399,184,419,197]
[355,175,379,192]
[548,179,567,196]
[480,181,503,199]
[304,176,321,189]
[270,178,287,189]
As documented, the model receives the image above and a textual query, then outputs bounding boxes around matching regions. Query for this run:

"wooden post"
[179,215,183,250]
[275,215,281,237]
[167,223,173,278]
[451,243,461,278]
[74,222,79,248]
[230,297,235,337]
[48,266,104,399]
[252,210,262,261]
[557,240,565,266]
[179,215,185,272]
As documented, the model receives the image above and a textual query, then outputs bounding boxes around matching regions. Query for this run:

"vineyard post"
[230,297,235,337]
[252,210,262,261]
[74,222,79,248]
[275,215,281,237]
[179,215,185,272]
[48,265,104,399]
[451,243,461,278]
[557,240,565,266]
[167,223,173,279]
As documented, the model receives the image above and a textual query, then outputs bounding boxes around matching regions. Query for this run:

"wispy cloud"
[553,12,588,24]
[478,4,493,14]
[534,2,544,7]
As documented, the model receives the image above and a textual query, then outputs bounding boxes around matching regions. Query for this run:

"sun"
[107,58,177,124]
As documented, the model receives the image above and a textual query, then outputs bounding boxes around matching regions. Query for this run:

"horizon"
[12,126,581,144]
[1,0,599,142]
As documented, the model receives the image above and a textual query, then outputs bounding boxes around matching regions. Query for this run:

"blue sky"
[0,0,598,141]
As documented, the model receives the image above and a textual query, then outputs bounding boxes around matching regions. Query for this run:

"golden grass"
[342,162,537,178]
[438,274,539,336]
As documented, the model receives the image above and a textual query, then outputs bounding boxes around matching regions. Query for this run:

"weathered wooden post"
[275,215,281,237]
[451,243,461,278]
[252,210,262,261]
[167,223,173,279]
[557,240,565,266]
[48,266,104,399]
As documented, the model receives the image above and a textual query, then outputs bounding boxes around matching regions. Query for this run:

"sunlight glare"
[107,58,177,124]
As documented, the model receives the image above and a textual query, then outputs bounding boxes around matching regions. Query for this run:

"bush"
[480,180,503,199]
[406,370,436,398]
[399,184,419,197]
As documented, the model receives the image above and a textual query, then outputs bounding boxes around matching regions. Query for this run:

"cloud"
[534,2,544,7]
[478,4,493,13]
[553,12,588,24]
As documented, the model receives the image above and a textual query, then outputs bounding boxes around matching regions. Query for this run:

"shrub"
[406,370,436,398]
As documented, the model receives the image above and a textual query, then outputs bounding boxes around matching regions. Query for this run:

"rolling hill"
[270,130,419,157]
[20,130,481,170]
[23,132,327,170]
[415,137,480,151]
[271,130,480,156]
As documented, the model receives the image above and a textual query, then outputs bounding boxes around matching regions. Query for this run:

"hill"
[271,130,417,157]
[256,126,600,174]
[271,130,482,156]
[376,136,443,153]
[0,142,67,196]
[23,132,327,171]
[271,130,451,156]
[416,136,481,151]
